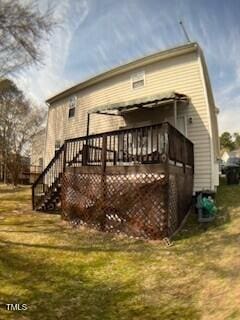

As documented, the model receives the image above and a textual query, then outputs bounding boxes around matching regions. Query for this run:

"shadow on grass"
[0,185,30,193]
[0,216,238,319]
[0,188,22,194]
[1,178,239,319]
[0,238,201,320]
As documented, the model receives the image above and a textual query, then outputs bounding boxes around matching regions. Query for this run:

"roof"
[89,91,189,115]
[46,42,199,104]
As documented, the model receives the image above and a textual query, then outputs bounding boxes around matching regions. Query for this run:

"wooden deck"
[62,164,193,239]
[32,122,194,239]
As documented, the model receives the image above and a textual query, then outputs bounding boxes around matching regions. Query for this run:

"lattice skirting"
[61,166,193,240]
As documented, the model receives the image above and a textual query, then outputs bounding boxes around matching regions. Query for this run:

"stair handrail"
[32,143,65,209]
[32,143,65,188]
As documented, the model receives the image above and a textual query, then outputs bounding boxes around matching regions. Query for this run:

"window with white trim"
[68,95,77,118]
[131,71,145,89]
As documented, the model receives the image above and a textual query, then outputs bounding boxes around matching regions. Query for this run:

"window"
[68,107,75,118]
[68,95,77,118]
[131,71,145,89]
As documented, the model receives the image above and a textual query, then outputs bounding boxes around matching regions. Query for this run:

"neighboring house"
[30,129,45,183]
[221,150,230,163]
[0,155,30,184]
[43,42,219,193]
[220,149,240,165]
[229,149,240,158]
[19,156,31,184]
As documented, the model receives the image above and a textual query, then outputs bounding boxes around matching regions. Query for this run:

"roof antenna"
[179,20,191,43]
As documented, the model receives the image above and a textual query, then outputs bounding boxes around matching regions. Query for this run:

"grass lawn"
[0,180,240,320]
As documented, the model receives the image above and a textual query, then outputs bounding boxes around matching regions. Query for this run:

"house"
[0,155,30,184]
[18,156,31,184]
[32,42,219,239]
[43,42,219,193]
[30,129,46,183]
[221,150,230,163]
[220,149,240,164]
[229,148,240,158]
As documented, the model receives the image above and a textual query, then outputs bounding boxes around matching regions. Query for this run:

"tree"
[0,79,45,185]
[0,0,55,77]
[220,132,235,151]
[233,132,240,149]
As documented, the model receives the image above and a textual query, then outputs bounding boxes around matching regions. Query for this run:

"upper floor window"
[68,95,77,118]
[131,71,145,89]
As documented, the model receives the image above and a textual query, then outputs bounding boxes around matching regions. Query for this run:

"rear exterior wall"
[45,51,215,192]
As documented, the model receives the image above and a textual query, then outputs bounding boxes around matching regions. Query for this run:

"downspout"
[84,112,91,166]
[173,99,177,128]
[86,112,90,137]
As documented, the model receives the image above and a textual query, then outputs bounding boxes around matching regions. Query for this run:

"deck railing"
[32,122,194,210]
[32,144,65,209]
[168,124,194,168]
[65,122,194,169]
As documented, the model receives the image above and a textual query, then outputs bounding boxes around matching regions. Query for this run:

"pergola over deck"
[86,91,190,136]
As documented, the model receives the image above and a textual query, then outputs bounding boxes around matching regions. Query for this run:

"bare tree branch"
[0,0,56,77]
[0,79,46,185]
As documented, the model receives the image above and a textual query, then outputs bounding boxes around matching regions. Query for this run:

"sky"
[13,0,240,134]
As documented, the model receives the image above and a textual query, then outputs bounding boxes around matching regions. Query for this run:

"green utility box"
[196,191,217,222]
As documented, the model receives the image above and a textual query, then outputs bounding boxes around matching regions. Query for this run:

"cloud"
[174,0,240,134]
[10,0,240,134]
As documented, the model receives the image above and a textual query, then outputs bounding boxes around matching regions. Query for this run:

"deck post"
[162,122,170,161]
[85,113,91,165]
[101,134,107,201]
[173,99,177,128]
[63,142,67,173]
[101,134,107,174]
[113,151,117,165]
[183,137,186,173]
[86,113,90,165]
[82,145,88,166]
[32,185,35,210]
[161,123,170,237]
[86,113,90,137]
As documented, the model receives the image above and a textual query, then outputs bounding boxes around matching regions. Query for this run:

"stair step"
[32,143,66,213]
